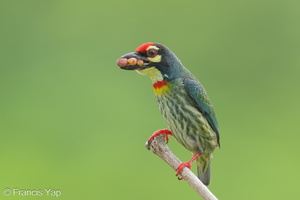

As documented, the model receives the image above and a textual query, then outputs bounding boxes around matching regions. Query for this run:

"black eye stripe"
[147,49,158,58]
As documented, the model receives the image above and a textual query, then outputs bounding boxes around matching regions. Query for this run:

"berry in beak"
[116,52,150,70]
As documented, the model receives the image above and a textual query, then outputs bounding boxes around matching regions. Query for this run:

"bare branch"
[145,135,218,200]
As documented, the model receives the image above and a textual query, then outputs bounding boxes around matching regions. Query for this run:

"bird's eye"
[147,49,158,58]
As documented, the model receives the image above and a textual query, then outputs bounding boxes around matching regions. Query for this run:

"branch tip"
[145,135,218,200]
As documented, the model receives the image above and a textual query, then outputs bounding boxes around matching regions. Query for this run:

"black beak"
[116,52,150,70]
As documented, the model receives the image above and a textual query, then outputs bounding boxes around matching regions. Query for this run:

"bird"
[116,42,220,185]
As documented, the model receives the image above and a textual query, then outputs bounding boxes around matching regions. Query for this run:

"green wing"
[183,78,220,145]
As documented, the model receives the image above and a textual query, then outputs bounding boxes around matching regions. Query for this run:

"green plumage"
[156,77,219,185]
[183,78,220,146]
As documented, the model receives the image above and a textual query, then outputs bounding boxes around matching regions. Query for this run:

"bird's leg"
[147,129,173,145]
[176,152,201,180]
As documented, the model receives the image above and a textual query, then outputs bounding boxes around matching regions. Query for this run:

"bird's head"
[117,42,187,82]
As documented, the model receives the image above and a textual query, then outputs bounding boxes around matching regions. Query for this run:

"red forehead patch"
[135,42,154,53]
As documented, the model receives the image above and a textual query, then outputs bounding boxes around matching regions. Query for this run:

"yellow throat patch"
[153,80,169,95]
[136,67,169,95]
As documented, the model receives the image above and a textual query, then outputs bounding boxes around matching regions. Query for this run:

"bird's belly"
[156,94,218,154]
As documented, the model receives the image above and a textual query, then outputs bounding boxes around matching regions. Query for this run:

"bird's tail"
[196,155,211,186]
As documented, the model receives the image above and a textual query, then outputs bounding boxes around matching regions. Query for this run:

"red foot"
[175,153,201,180]
[147,129,173,144]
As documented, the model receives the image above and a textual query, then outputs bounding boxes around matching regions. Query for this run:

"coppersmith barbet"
[117,42,220,185]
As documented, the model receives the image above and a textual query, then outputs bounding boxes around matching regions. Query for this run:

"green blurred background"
[0,0,299,199]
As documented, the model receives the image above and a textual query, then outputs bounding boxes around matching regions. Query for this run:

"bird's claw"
[174,153,201,180]
[175,162,192,180]
[147,129,173,147]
